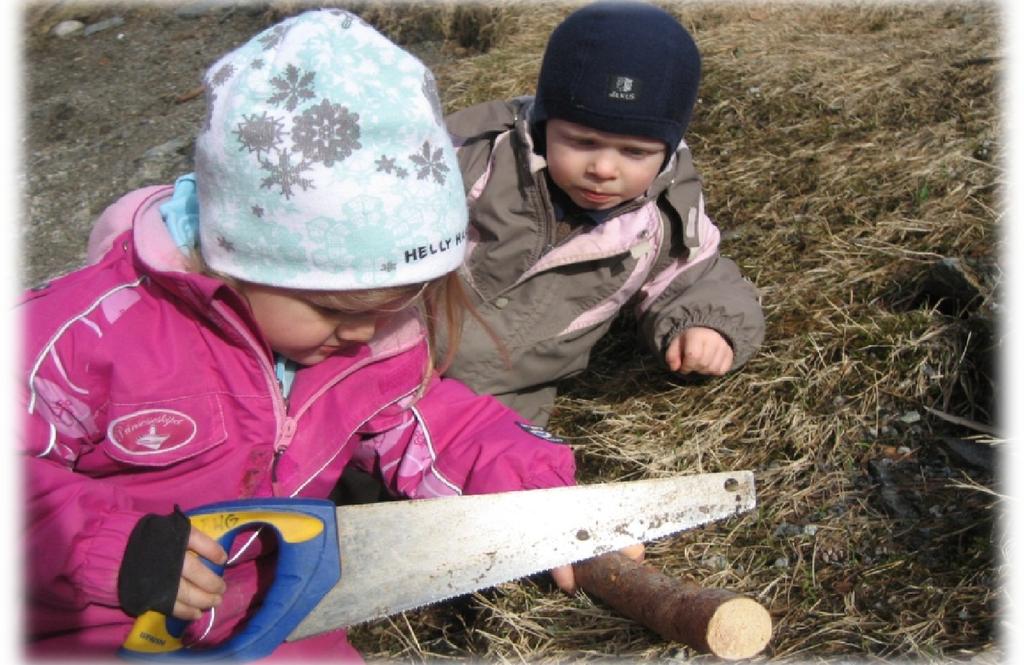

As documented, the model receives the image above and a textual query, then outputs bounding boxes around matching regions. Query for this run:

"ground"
[24,4,301,284]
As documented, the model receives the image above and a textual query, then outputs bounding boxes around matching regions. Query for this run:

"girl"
[21,11,579,660]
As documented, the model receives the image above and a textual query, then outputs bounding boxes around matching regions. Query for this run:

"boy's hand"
[665,327,733,376]
[173,528,228,620]
[551,543,645,594]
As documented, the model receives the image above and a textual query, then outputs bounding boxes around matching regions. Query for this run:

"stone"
[52,20,85,38]
[83,16,125,37]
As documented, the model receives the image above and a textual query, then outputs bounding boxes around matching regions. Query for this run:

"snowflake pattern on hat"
[292,99,361,166]
[409,141,450,184]
[195,9,467,290]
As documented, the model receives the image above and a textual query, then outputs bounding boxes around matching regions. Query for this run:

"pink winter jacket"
[20,185,576,658]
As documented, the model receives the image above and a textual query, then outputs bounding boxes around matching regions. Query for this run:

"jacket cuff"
[79,511,146,608]
[662,305,759,370]
[118,506,191,616]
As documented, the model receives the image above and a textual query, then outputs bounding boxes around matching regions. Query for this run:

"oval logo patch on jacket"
[108,409,198,455]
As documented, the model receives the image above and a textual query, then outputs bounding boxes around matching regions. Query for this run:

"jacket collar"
[129,187,239,312]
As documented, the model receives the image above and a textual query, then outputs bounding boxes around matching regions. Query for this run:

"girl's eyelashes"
[305,301,359,317]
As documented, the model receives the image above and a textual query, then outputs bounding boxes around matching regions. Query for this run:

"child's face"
[545,119,666,211]
[237,283,409,366]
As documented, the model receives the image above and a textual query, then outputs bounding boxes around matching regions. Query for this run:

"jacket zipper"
[271,417,298,485]
[534,174,559,256]
[508,112,559,260]
[269,323,426,495]
[287,384,419,498]
[195,301,295,644]
[212,301,292,486]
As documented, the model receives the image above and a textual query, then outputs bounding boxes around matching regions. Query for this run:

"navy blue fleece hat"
[532,1,701,152]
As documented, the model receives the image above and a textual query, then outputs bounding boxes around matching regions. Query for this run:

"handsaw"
[119,470,756,661]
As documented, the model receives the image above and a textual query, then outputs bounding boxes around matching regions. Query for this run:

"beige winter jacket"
[440,98,765,424]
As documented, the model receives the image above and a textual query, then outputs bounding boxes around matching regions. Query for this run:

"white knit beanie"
[195,9,467,290]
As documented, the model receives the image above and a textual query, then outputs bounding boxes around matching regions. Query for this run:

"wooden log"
[574,552,772,660]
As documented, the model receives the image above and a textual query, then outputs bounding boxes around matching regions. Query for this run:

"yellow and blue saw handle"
[119,498,341,661]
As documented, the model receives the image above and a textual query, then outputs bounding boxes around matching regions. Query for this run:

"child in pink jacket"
[20,10,579,660]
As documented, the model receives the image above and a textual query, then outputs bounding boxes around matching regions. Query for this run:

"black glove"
[117,505,191,616]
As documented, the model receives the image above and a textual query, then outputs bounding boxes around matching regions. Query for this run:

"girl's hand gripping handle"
[119,498,341,662]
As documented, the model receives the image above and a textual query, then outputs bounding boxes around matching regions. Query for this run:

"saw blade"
[288,470,755,640]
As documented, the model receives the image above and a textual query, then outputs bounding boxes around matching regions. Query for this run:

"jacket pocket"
[103,394,228,467]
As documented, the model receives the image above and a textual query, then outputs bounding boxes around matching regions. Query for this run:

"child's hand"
[665,326,734,376]
[173,528,228,621]
[550,543,645,594]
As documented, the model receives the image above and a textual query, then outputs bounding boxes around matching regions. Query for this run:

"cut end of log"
[706,597,772,660]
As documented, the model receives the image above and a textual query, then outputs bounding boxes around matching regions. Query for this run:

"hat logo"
[607,75,642,102]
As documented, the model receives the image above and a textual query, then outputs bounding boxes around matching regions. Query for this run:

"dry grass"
[337,1,1003,662]
[23,0,1003,661]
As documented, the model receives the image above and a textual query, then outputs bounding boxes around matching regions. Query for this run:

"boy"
[440,1,766,425]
